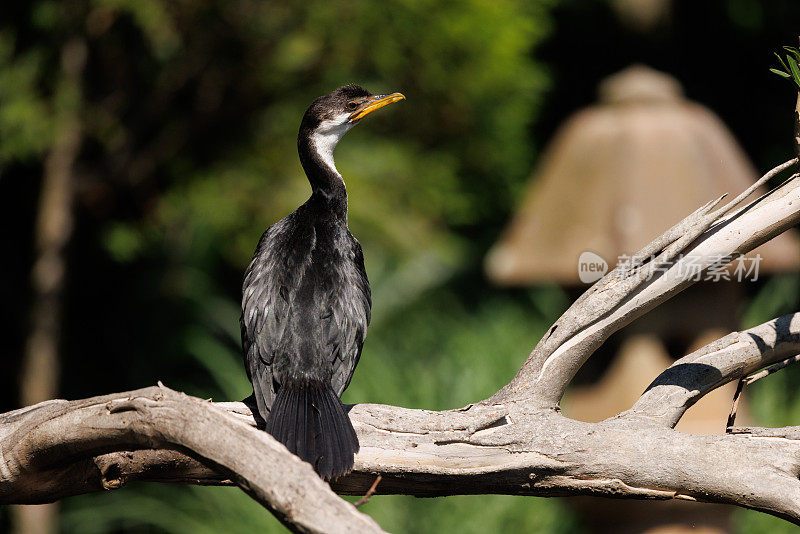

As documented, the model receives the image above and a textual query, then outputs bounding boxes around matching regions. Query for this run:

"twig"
[354,475,382,507]
[727,353,800,430]
[716,158,797,217]
[726,378,747,430]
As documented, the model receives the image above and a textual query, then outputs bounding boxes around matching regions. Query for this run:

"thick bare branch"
[6,394,800,524]
[0,386,385,534]
[729,426,800,439]
[625,313,800,427]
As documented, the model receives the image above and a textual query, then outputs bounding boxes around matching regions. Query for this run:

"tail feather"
[312,387,338,477]
[320,387,356,476]
[295,387,307,460]
[319,387,345,477]
[265,381,359,480]
[269,387,289,446]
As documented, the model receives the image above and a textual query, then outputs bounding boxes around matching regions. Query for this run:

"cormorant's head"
[299,86,405,172]
[301,84,405,133]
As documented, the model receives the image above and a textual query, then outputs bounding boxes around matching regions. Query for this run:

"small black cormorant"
[241,85,405,480]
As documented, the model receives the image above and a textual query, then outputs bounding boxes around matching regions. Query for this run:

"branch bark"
[5,378,800,523]
[627,313,800,427]
[0,387,384,534]
[4,160,800,529]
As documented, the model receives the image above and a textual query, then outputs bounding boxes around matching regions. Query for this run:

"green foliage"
[63,481,581,534]
[0,32,53,166]
[360,493,580,534]
[741,274,800,329]
[346,286,568,409]
[0,0,567,531]
[109,0,554,280]
[770,46,800,89]
[735,512,798,534]
[63,485,287,534]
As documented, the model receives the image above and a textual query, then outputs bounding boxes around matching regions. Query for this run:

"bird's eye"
[346,101,358,110]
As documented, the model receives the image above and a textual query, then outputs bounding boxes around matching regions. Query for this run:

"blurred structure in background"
[486,65,800,285]
[485,65,800,533]
[611,0,672,32]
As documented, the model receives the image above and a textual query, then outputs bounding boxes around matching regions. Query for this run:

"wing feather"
[329,238,371,396]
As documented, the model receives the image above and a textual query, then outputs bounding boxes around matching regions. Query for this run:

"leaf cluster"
[770,46,800,89]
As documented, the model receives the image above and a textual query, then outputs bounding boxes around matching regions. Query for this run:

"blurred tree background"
[1,0,800,532]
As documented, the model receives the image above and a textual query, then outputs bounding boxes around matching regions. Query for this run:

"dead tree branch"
[3,159,800,528]
[627,313,800,427]
[0,387,385,534]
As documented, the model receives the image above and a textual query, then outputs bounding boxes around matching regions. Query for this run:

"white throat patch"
[310,113,354,177]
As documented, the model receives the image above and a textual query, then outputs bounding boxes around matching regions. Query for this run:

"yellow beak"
[349,92,405,121]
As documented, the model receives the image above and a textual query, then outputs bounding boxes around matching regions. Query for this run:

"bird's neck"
[298,128,348,220]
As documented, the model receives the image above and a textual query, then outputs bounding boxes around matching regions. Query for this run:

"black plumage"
[241,85,404,480]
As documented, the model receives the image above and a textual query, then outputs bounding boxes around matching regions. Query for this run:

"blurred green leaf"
[103,223,145,262]
[742,274,800,329]
[184,326,250,400]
